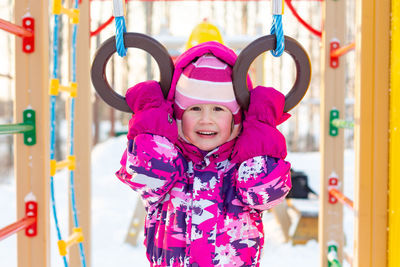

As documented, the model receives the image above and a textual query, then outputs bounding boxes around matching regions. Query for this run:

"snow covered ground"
[0,136,355,267]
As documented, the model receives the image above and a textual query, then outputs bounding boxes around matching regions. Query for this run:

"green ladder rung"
[327,244,342,267]
[329,109,354,136]
[0,109,36,146]
[114,130,128,137]
[331,119,354,129]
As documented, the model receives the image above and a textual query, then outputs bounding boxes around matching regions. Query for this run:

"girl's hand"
[231,86,290,163]
[126,81,178,143]
[126,80,166,113]
[245,86,290,127]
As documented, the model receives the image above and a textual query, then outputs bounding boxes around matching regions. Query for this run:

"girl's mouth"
[196,131,217,136]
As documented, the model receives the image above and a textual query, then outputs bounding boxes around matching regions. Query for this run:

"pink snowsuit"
[116,42,292,267]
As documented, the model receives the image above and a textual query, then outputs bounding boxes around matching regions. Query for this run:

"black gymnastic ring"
[233,35,311,112]
[91,32,174,113]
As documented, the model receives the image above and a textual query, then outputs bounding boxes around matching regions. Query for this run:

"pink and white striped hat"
[174,54,241,125]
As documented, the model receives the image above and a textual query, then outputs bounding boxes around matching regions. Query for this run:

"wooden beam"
[68,0,92,266]
[354,0,390,266]
[389,1,400,267]
[14,1,50,267]
[319,0,346,266]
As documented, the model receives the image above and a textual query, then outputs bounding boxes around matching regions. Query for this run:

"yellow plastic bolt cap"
[58,240,67,256]
[49,79,59,96]
[71,9,80,24]
[52,0,62,14]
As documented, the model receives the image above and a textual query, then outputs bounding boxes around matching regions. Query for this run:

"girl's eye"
[190,106,201,111]
[213,106,225,111]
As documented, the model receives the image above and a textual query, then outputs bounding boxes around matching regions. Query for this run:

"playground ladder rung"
[57,227,84,256]
[50,155,76,176]
[49,79,77,97]
[328,258,342,267]
[0,17,35,53]
[329,188,354,209]
[52,0,80,24]
[0,217,36,241]
[329,109,354,136]
[331,119,354,129]
[330,42,355,58]
[0,18,33,38]
[327,243,342,267]
[0,200,37,241]
[0,109,36,146]
[0,123,34,134]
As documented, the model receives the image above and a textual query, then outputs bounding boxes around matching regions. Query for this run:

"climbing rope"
[270,0,285,57]
[113,0,127,57]
[50,0,86,266]
[49,12,68,267]
[70,1,86,265]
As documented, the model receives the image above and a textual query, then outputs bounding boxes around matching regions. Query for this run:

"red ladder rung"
[0,18,33,38]
[0,217,36,241]
[329,188,354,209]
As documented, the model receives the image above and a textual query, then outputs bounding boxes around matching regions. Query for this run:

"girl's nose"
[199,109,213,123]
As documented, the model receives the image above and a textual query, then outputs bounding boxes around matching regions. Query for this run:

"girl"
[116,41,292,267]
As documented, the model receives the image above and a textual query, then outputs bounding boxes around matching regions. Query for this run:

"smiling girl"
[116,42,292,267]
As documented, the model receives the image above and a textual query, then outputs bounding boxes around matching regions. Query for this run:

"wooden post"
[270,202,291,243]
[125,201,146,246]
[69,0,92,266]
[14,1,50,267]
[319,0,346,266]
[354,0,390,266]
[389,1,400,266]
[145,1,154,80]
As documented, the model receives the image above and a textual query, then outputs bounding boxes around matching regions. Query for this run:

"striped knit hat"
[174,54,241,123]
[174,53,241,142]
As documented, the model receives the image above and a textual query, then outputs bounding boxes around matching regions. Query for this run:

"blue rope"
[50,13,68,267]
[69,99,77,226]
[52,15,60,79]
[115,16,127,57]
[50,96,68,267]
[49,0,87,266]
[72,26,78,82]
[50,176,69,267]
[50,96,56,160]
[70,1,87,266]
[270,14,285,57]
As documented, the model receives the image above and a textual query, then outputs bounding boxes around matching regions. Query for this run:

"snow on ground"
[0,136,355,267]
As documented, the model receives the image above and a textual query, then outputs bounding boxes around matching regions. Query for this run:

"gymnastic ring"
[232,35,311,112]
[91,32,174,113]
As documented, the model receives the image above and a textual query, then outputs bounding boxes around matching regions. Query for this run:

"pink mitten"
[126,81,178,143]
[232,86,290,163]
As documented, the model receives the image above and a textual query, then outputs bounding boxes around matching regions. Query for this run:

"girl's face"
[182,104,233,151]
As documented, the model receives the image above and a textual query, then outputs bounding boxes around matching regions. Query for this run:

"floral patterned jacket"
[116,133,291,267]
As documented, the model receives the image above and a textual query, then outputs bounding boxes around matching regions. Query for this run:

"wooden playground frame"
[1,0,399,267]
